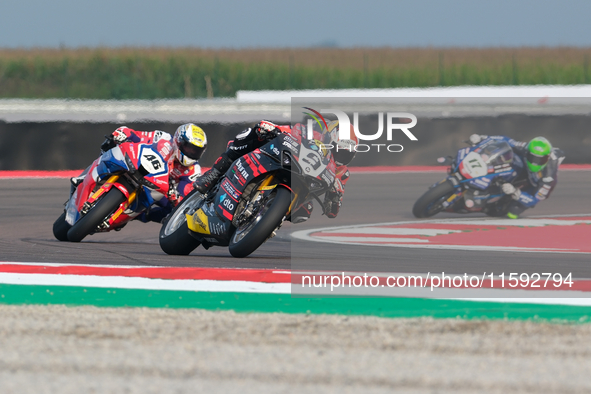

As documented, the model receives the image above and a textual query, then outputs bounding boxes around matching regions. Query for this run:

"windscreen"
[479,141,514,166]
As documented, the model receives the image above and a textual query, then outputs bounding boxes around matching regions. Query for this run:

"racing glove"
[502,183,522,200]
[167,184,180,207]
[112,126,133,143]
[101,126,134,153]
[254,120,279,139]
[324,191,342,219]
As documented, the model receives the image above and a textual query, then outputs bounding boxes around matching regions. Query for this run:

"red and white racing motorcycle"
[53,135,174,242]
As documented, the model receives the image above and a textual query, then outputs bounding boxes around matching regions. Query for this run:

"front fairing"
[213,145,285,221]
[65,185,82,225]
[65,141,170,226]
[454,139,518,191]
[437,139,520,212]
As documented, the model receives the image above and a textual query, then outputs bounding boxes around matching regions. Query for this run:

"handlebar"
[100,135,116,153]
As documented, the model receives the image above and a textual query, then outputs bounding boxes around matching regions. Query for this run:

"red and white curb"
[2,262,591,306]
[292,214,591,254]
[0,262,291,294]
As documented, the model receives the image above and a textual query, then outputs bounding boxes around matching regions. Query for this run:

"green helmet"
[525,137,552,172]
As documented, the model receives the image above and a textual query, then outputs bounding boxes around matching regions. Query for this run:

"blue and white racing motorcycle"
[413,138,525,218]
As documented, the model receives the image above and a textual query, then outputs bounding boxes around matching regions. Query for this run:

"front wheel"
[53,211,71,241]
[159,189,203,255]
[67,188,127,242]
[229,186,292,258]
[412,180,456,218]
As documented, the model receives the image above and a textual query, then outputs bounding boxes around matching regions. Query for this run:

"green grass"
[1,47,590,99]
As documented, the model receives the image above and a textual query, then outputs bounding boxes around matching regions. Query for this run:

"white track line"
[292,214,591,254]
[0,273,290,294]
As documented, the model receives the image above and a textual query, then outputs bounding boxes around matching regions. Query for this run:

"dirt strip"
[0,304,589,393]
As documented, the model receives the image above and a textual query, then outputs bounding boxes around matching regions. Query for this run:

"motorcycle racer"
[193,120,356,222]
[469,134,565,218]
[80,123,207,223]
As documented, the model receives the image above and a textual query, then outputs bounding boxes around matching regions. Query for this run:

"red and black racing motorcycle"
[159,124,337,258]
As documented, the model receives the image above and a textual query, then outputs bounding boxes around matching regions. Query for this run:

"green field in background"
[1,47,591,99]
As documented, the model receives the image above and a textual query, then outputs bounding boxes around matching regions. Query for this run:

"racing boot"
[289,202,313,224]
[69,170,89,197]
[506,201,526,219]
[193,153,233,194]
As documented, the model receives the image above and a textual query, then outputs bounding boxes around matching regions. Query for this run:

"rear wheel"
[229,186,291,258]
[66,188,127,242]
[412,180,456,218]
[159,189,203,255]
[52,211,71,241]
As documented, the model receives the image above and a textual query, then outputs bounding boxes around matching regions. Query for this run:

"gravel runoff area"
[0,305,590,394]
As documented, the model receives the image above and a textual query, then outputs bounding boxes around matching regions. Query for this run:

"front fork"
[441,189,464,210]
[437,176,464,211]
[82,174,138,228]
[236,174,296,239]
[235,174,293,225]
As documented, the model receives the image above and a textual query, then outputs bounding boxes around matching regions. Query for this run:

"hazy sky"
[1,0,590,48]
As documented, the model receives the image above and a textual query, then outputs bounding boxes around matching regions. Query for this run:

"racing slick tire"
[412,180,456,218]
[53,211,72,242]
[159,189,203,255]
[229,186,291,258]
[66,188,127,242]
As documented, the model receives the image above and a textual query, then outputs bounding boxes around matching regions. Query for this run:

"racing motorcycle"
[53,135,173,242]
[413,138,524,218]
[159,125,337,258]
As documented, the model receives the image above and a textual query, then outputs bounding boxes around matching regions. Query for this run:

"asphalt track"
[1,171,590,277]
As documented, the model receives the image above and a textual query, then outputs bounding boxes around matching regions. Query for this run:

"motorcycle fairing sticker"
[232,158,251,186]
[208,218,227,236]
[188,208,210,234]
[299,144,326,177]
[243,152,270,178]
[260,143,281,158]
[281,135,300,155]
[456,147,471,164]
[138,145,168,177]
[214,185,237,220]
[491,163,515,177]
[221,179,241,200]
[217,192,237,215]
[468,177,491,190]
[459,152,488,178]
[96,146,129,177]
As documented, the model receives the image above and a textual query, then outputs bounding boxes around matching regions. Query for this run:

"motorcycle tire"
[412,180,456,218]
[66,187,127,242]
[159,189,202,255]
[53,211,72,242]
[229,186,291,258]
